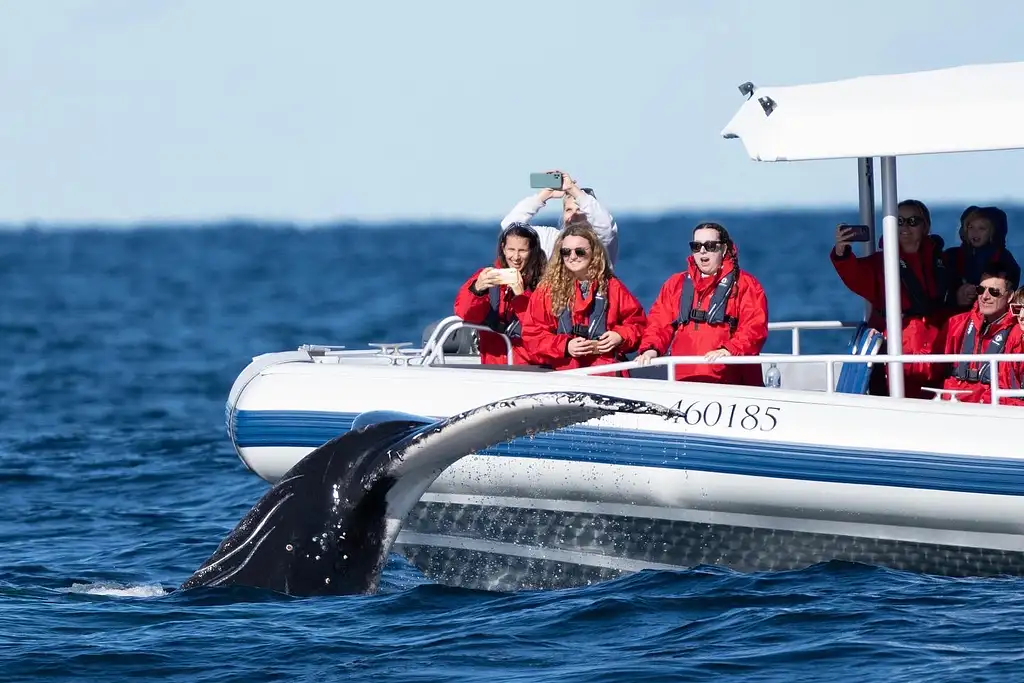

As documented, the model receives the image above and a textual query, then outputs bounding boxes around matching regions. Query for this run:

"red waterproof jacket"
[522,276,646,372]
[831,237,951,398]
[637,250,768,385]
[453,266,533,365]
[997,329,1024,406]
[935,307,1018,404]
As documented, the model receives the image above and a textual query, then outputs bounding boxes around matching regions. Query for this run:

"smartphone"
[839,223,871,242]
[530,172,563,189]
[494,268,519,285]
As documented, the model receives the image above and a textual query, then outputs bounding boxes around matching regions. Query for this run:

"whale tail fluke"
[180,391,679,596]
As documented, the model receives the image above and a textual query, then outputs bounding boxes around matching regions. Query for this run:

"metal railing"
[418,316,514,366]
[557,352,1024,405]
[417,317,855,367]
[294,319,1024,405]
[765,320,862,355]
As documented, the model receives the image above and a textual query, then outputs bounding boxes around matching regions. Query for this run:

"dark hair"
[692,221,737,262]
[982,257,1020,292]
[898,199,931,229]
[498,223,545,290]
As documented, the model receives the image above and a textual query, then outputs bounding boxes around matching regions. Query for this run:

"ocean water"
[3,206,1024,681]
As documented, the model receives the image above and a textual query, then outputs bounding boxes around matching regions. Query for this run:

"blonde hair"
[539,220,613,316]
[1010,286,1024,307]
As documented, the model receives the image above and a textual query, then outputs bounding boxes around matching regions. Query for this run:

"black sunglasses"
[976,285,1006,297]
[898,216,923,227]
[560,247,589,258]
[689,240,723,253]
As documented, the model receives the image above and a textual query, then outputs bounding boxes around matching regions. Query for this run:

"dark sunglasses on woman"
[560,247,588,258]
[689,240,722,253]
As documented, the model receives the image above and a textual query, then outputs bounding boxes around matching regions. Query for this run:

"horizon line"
[1,199,1019,231]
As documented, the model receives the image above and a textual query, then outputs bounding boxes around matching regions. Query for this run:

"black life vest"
[556,284,608,339]
[483,286,522,339]
[674,269,739,334]
[892,249,949,317]
[952,316,1010,383]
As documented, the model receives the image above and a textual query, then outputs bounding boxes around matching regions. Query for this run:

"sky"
[3,0,1024,225]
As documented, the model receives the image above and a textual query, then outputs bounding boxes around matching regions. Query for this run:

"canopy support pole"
[880,156,905,399]
[857,157,876,321]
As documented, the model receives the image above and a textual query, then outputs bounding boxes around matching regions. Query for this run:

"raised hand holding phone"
[474,267,501,291]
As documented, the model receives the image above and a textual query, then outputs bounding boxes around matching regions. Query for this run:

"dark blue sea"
[3,206,1024,682]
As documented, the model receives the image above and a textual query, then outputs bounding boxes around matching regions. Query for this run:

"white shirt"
[499,192,619,266]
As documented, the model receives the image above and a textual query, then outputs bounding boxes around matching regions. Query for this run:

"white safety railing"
[418,318,850,366]
[418,316,514,366]
[420,315,463,356]
[557,352,1024,406]
[293,319,1024,406]
[765,320,862,355]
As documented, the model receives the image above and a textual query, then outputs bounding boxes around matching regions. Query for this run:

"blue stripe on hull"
[229,409,1024,497]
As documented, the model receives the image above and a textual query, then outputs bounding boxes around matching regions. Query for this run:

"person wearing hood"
[933,260,1020,404]
[943,205,1021,313]
[636,222,769,385]
[454,222,546,365]
[500,170,619,266]
[831,199,951,399]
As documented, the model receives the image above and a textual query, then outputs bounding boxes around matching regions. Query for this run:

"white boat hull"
[224,351,1024,589]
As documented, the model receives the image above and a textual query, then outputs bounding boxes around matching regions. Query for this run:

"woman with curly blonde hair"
[522,219,646,371]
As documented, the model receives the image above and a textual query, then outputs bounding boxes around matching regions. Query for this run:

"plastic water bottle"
[765,362,782,388]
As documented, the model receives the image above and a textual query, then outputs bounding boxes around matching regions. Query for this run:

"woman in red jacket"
[521,220,646,372]
[831,199,951,399]
[453,222,545,365]
[636,222,768,385]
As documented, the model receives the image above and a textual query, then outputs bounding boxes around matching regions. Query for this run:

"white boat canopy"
[720,61,1024,161]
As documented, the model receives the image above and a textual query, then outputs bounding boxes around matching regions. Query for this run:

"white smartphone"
[494,268,519,285]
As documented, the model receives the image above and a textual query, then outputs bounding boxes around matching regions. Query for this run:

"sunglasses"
[560,247,589,258]
[976,285,1006,298]
[689,240,723,253]
[898,216,923,227]
[1011,303,1024,316]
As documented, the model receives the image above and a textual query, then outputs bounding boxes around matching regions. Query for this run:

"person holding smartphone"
[500,170,620,266]
[521,220,645,372]
[830,199,951,399]
[454,223,546,365]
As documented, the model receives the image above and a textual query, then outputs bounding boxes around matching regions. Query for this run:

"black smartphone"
[839,223,871,242]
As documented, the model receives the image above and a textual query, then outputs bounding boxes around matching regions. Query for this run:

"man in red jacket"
[934,261,1020,404]
[831,199,951,398]
[636,222,769,385]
